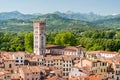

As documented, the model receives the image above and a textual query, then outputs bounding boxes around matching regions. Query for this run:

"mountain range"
[0,11,38,20]
[0,11,120,32]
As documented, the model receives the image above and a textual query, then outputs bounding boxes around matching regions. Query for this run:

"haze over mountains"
[0,11,120,21]
[0,11,120,32]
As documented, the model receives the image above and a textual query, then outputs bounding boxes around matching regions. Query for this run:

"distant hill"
[0,14,102,32]
[0,11,38,20]
[0,11,120,32]
[54,11,103,22]
[35,14,102,31]
[93,17,120,29]
[54,11,120,30]
[54,11,120,22]
[0,11,120,21]
[0,19,33,32]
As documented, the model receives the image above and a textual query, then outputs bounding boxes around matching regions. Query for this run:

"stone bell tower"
[33,21,46,56]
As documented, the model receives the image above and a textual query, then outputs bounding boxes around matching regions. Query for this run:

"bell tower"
[33,21,46,56]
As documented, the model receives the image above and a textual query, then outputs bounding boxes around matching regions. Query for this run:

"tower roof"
[34,20,46,23]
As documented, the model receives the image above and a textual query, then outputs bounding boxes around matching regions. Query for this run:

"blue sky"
[0,0,120,15]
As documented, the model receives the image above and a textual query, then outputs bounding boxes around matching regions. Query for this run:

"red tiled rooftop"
[13,52,26,56]
[86,75,105,80]
[88,50,118,54]
[0,70,11,77]
[46,45,83,51]
[64,46,77,51]
[52,56,62,60]
[33,55,44,59]
[11,73,21,79]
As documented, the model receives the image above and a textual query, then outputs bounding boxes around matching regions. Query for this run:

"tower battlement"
[34,21,46,24]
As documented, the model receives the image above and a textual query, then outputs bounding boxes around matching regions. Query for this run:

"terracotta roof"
[64,46,77,51]
[112,56,120,63]
[0,58,3,62]
[33,55,44,59]
[67,55,80,58]
[45,56,53,61]
[20,66,42,74]
[69,77,78,80]
[0,70,11,77]
[5,68,15,71]
[11,74,21,79]
[13,52,25,57]
[38,66,49,70]
[52,56,62,60]
[19,66,31,73]
[46,45,83,51]
[63,56,72,61]
[26,58,36,62]
[87,51,100,54]
[49,67,62,75]
[46,76,63,80]
[87,51,118,55]
[30,66,40,72]
[1,51,9,56]
[12,66,19,71]
[86,74,105,80]
[46,45,65,49]
[54,70,61,75]
[74,60,80,64]
[69,76,87,80]
[1,51,14,60]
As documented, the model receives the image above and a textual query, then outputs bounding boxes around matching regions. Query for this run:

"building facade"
[69,67,88,79]
[33,21,46,56]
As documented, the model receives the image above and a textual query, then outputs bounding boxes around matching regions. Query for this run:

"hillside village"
[0,21,120,80]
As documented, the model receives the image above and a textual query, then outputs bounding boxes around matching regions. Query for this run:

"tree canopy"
[1,30,120,53]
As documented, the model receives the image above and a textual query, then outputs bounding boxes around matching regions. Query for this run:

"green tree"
[24,32,33,52]
[118,49,120,54]
[55,32,76,46]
